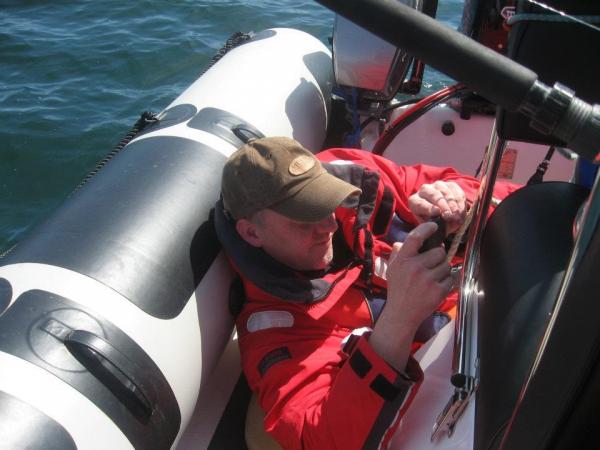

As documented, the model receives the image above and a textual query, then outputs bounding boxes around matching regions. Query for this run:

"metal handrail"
[432,120,507,440]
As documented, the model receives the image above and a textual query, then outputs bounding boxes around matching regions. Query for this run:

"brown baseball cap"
[221,137,361,222]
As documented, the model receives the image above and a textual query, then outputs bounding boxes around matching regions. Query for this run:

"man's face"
[245,209,339,271]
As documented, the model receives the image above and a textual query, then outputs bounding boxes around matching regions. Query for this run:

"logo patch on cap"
[289,155,315,175]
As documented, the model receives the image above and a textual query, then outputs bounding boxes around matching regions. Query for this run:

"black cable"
[372,86,470,155]
[359,97,423,130]
[527,145,556,185]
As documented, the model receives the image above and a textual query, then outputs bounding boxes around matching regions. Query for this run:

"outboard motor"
[332,0,437,109]
[333,13,414,103]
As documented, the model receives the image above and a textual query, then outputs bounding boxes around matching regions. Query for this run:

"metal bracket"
[431,375,476,441]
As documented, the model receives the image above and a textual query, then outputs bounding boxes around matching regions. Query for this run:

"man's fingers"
[398,222,438,256]
[417,182,466,223]
[390,237,447,270]
[416,185,452,221]
[431,181,457,218]
[389,241,402,265]
[446,182,467,222]
[419,246,447,269]
[428,260,451,281]
[410,196,440,222]
[437,275,453,296]
[419,183,450,216]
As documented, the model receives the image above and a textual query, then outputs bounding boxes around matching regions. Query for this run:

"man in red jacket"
[214,136,517,449]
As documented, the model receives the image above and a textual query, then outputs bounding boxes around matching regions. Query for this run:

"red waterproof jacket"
[214,149,519,450]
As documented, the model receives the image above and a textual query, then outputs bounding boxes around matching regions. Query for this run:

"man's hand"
[408,181,467,234]
[386,222,452,327]
[369,222,452,371]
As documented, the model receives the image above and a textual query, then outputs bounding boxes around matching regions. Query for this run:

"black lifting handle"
[64,329,155,422]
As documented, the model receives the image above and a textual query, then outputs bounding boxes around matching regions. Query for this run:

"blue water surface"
[0,0,463,252]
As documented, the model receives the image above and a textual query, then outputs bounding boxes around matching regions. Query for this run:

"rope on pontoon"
[198,32,253,77]
[0,244,15,259]
[72,31,254,196]
[71,31,254,196]
[70,111,159,195]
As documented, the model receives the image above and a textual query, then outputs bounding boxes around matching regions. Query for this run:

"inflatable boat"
[1,0,599,449]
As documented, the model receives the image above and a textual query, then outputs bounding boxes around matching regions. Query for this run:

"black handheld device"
[419,216,446,253]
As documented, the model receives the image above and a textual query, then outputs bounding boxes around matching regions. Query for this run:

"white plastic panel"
[365,104,576,185]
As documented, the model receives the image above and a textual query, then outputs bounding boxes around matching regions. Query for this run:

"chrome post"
[432,120,507,440]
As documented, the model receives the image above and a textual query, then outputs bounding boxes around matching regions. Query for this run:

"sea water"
[0,0,465,252]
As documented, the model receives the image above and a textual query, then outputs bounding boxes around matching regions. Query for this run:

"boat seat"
[245,393,283,450]
[474,181,588,449]
[496,0,600,145]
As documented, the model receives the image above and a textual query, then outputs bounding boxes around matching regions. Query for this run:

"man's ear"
[236,218,263,247]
